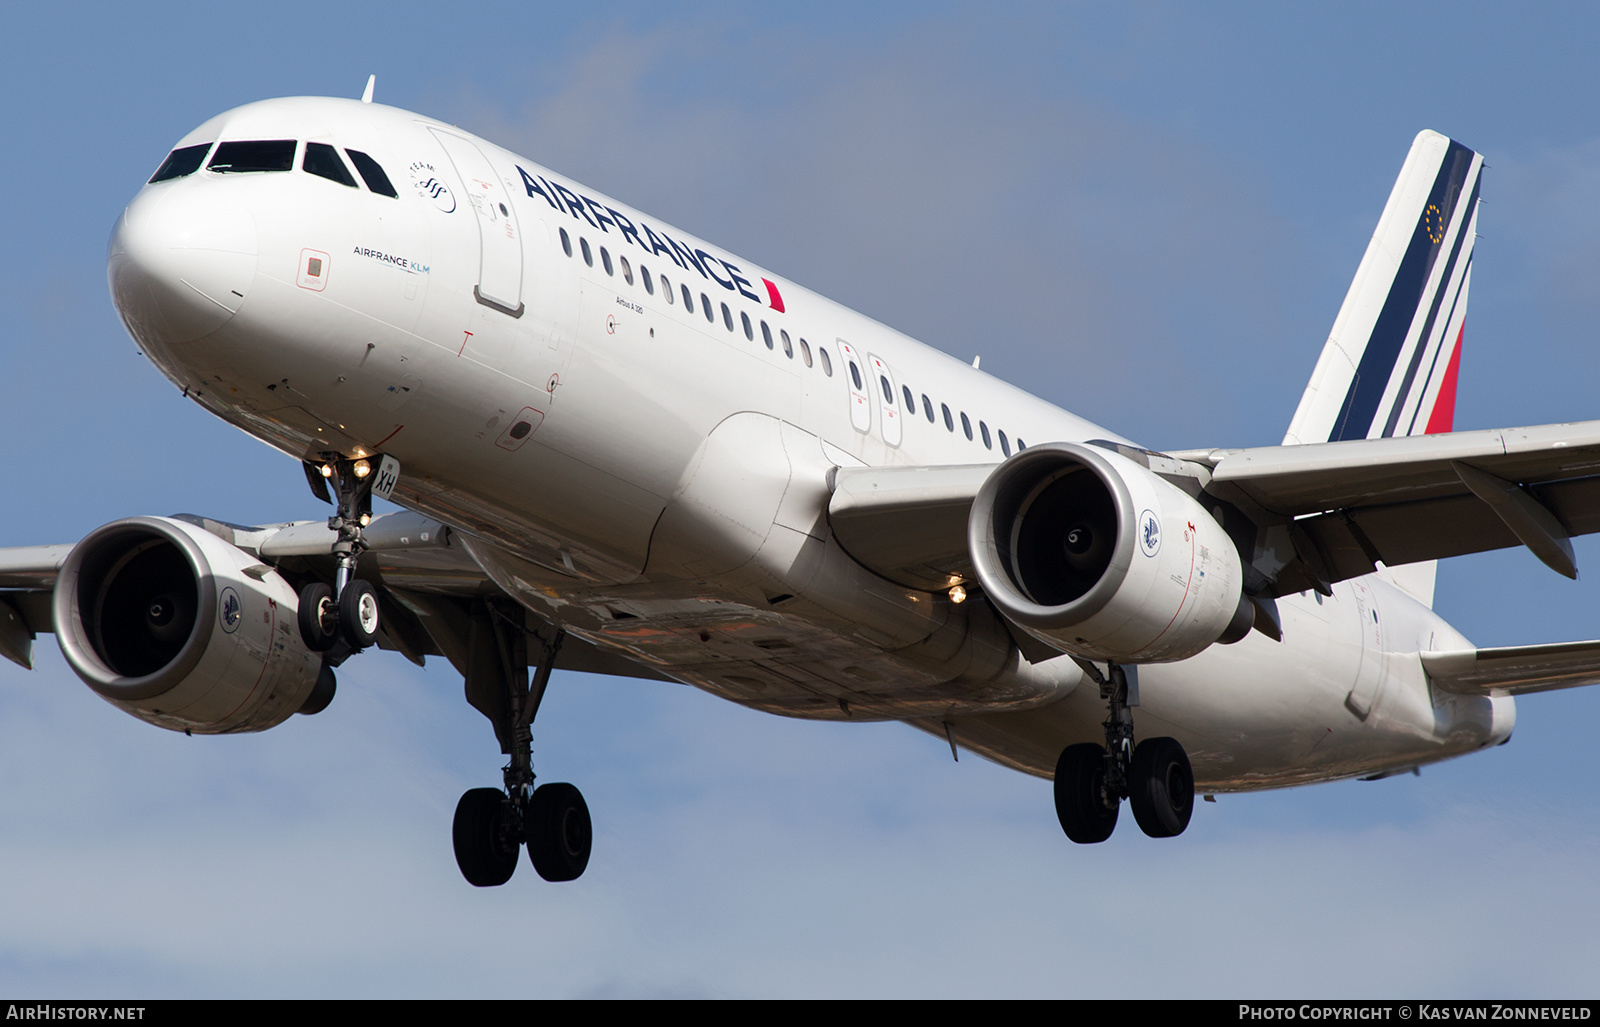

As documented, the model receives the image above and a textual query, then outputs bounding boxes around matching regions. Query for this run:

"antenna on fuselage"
[361,75,376,104]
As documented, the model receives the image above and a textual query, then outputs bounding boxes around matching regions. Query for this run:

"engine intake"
[968,442,1246,663]
[53,516,323,733]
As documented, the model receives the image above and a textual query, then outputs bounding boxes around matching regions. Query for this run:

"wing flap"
[1423,640,1600,696]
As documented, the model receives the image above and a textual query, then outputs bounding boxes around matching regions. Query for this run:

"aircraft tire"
[526,782,592,882]
[453,788,519,887]
[1054,743,1119,844]
[297,582,338,652]
[338,579,380,649]
[1128,736,1194,838]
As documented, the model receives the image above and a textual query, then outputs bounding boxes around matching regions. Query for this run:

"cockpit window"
[303,142,357,187]
[208,140,297,173]
[345,149,398,198]
[148,143,211,183]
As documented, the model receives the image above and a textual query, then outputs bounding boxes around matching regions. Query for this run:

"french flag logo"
[762,278,785,313]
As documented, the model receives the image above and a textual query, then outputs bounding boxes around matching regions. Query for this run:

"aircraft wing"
[1423,640,1600,697]
[827,463,993,591]
[1181,420,1600,592]
[830,422,1600,600]
[0,511,671,682]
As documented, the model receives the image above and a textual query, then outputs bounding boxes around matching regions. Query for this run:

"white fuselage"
[106,97,1513,790]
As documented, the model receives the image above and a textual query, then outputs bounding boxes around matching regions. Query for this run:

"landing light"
[359,513,371,527]
[352,459,371,479]
[319,464,334,478]
[949,585,967,604]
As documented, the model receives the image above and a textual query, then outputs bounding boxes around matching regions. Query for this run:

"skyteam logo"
[1138,510,1161,558]
[219,587,242,633]
[409,161,456,213]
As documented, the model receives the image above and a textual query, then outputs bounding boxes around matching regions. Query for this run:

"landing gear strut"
[1053,661,1194,843]
[450,605,591,886]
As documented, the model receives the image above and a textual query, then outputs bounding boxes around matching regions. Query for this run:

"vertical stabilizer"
[1284,131,1484,607]
[1285,131,1482,447]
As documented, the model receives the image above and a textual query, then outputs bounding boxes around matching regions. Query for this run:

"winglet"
[361,75,376,104]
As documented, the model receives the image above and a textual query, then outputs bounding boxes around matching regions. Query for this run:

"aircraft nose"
[108,186,258,347]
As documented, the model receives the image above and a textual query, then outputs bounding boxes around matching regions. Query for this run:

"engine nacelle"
[968,442,1248,663]
[53,516,324,733]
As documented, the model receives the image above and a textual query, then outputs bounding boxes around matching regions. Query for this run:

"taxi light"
[319,464,334,478]
[353,459,371,479]
[359,513,372,527]
[949,585,967,604]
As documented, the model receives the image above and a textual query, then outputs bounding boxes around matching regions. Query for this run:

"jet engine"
[53,516,326,733]
[968,442,1251,663]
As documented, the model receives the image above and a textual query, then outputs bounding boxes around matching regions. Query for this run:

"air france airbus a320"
[6,81,1600,886]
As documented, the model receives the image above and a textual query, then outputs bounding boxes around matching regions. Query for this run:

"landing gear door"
[1345,580,1386,720]
[429,129,524,317]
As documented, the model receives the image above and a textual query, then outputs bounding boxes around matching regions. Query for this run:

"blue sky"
[4,2,1600,997]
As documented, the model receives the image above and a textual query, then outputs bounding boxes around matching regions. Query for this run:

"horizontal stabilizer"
[1423,639,1600,696]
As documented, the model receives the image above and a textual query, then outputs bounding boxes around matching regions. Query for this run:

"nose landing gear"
[296,457,384,653]
[1053,661,1195,843]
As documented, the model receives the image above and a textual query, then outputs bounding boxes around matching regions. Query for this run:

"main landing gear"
[451,605,591,887]
[1053,662,1194,843]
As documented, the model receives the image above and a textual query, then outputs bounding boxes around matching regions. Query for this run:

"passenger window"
[999,430,1011,456]
[800,339,813,367]
[902,385,915,411]
[820,348,833,376]
[849,361,863,390]
[344,149,398,197]
[922,394,934,422]
[560,227,572,257]
[683,285,694,311]
[580,238,593,267]
[620,255,633,285]
[601,247,613,276]
[722,302,734,332]
[779,329,794,358]
[702,294,714,322]
[980,421,992,449]
[1017,439,1027,450]
[762,322,774,350]
[961,413,973,441]
[303,143,356,187]
[661,274,673,302]
[942,404,954,432]
[641,265,653,294]
[149,142,211,183]
[742,310,754,341]
[880,376,894,403]
[209,140,296,173]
